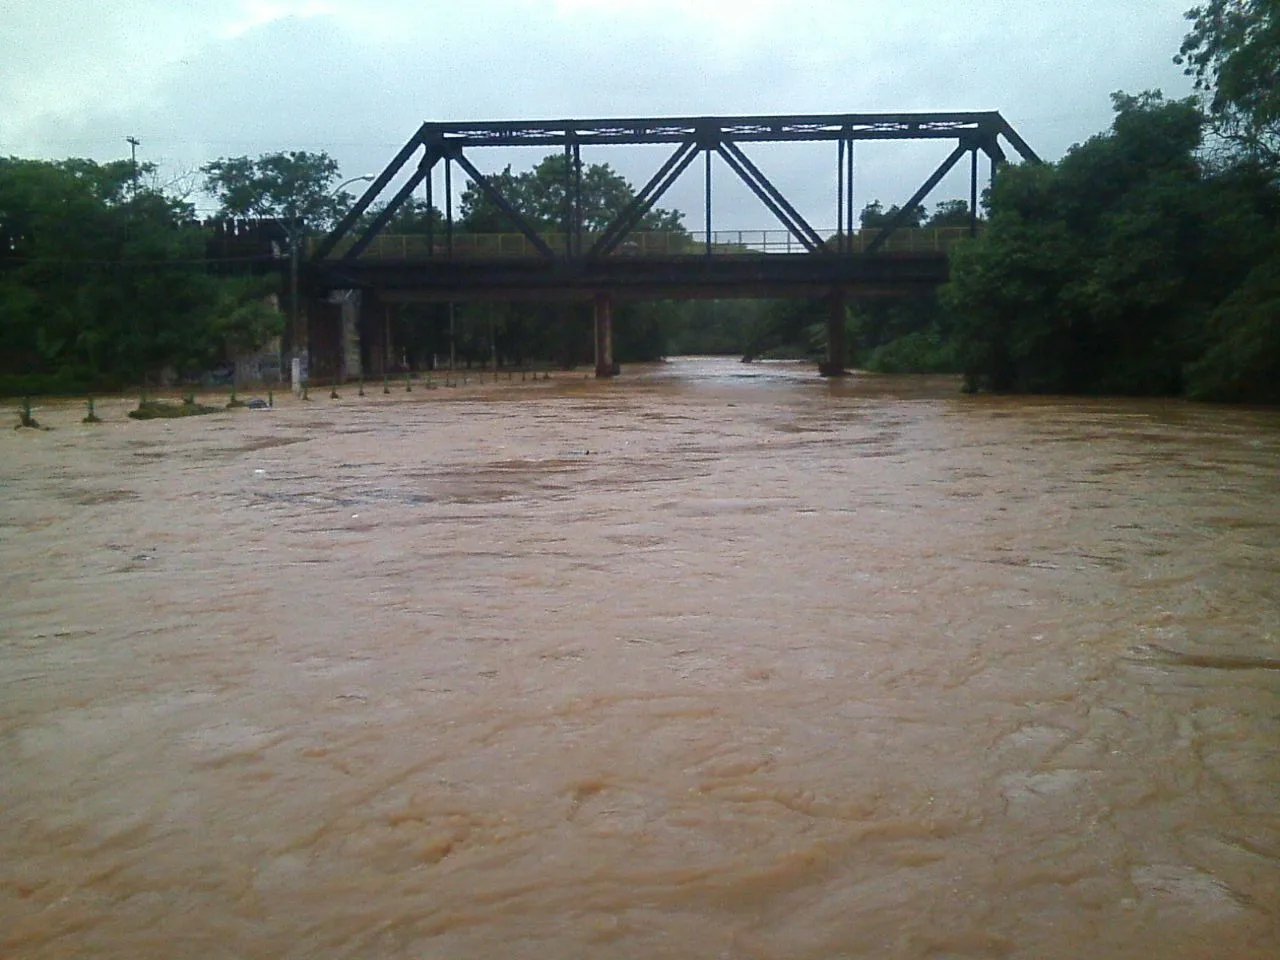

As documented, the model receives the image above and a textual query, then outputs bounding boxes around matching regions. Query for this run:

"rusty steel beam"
[414,112,1014,148]
[310,112,1041,267]
[589,140,699,258]
[866,143,969,255]
[452,151,555,260]
[342,163,431,261]
[311,124,427,261]
[720,139,826,253]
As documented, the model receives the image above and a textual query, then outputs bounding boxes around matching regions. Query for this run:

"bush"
[862,329,960,374]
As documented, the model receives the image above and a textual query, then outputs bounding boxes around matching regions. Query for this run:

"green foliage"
[201,151,344,237]
[128,399,220,419]
[0,156,288,392]
[860,200,927,229]
[459,154,685,235]
[863,327,960,374]
[943,89,1280,400]
[1177,0,1280,164]
[1186,251,1280,401]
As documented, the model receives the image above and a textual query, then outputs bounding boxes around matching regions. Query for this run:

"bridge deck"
[308,251,950,301]
[310,226,972,261]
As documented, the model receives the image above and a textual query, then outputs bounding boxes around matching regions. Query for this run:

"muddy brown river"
[2,358,1278,959]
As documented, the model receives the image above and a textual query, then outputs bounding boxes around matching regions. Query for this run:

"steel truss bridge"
[307,111,1039,377]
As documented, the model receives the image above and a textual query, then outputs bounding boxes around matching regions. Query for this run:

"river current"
[2,358,1278,958]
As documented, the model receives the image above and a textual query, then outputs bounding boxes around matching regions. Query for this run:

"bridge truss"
[313,111,1040,266]
[306,112,1038,379]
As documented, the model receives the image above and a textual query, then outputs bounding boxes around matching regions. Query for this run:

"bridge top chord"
[412,111,1038,157]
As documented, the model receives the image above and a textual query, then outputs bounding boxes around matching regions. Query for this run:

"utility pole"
[125,136,140,203]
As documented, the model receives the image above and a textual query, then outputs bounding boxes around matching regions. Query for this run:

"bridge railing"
[311,226,975,260]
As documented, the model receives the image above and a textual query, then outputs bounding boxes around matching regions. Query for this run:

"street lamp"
[332,174,375,197]
[289,174,374,389]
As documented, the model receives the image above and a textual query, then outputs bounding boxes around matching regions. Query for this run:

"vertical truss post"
[445,155,454,258]
[563,138,574,258]
[846,136,855,249]
[969,147,979,237]
[837,137,846,253]
[572,141,582,255]
[426,161,435,257]
[704,147,713,257]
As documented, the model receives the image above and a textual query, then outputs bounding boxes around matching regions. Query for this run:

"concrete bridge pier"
[594,292,615,379]
[819,287,848,377]
[358,291,392,378]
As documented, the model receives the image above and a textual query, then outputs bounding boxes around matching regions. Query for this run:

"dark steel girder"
[309,111,1040,267]
[342,161,432,261]
[452,151,556,260]
[718,140,827,253]
[866,143,970,255]
[412,112,1036,152]
[307,251,949,301]
[311,124,427,261]
[588,140,699,258]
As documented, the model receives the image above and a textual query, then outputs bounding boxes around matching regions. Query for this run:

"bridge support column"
[819,288,848,377]
[359,291,388,378]
[594,292,615,379]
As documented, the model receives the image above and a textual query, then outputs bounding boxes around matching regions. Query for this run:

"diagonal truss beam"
[342,161,433,261]
[995,118,1040,164]
[312,124,426,261]
[718,140,827,254]
[866,143,969,255]
[589,140,699,258]
[716,145,818,253]
[452,151,556,260]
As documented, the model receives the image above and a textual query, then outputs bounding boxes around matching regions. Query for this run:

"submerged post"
[819,288,848,377]
[593,292,615,379]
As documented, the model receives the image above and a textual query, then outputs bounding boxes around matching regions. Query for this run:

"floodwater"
[2,357,1278,959]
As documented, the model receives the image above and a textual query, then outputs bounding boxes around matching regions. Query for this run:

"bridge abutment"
[594,293,615,379]
[359,291,392,378]
[819,288,848,377]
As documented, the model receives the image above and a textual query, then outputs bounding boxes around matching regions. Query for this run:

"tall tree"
[859,200,928,229]
[459,154,685,235]
[201,151,344,233]
[942,91,1280,397]
[0,157,280,390]
[202,151,347,358]
[1177,0,1280,164]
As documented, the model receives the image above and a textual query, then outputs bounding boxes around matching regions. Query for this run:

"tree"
[0,157,281,391]
[1177,0,1280,164]
[942,90,1280,398]
[459,154,685,235]
[201,151,344,232]
[860,200,928,229]
[202,151,346,361]
[927,200,975,228]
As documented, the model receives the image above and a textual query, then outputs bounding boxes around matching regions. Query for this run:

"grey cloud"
[4,0,1195,227]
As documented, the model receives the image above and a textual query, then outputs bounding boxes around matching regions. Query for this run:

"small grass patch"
[15,396,41,429]
[128,399,221,420]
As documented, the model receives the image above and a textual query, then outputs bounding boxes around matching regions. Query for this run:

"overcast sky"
[2,0,1196,231]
